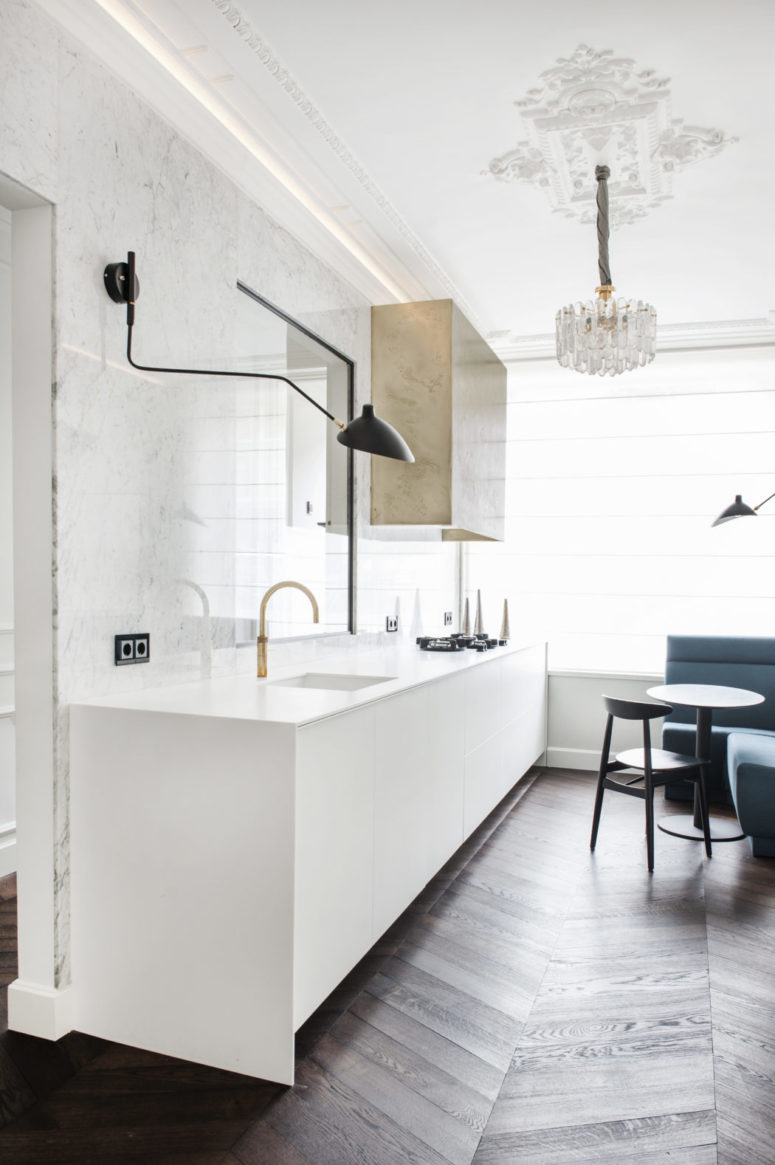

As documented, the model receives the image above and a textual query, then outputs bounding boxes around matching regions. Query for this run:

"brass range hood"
[370,299,506,541]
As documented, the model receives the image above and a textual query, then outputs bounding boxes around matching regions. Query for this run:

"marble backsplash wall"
[1,0,456,987]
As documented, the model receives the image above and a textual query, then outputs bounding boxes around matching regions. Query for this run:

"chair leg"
[645,774,655,872]
[645,796,655,872]
[592,778,606,852]
[642,722,656,872]
[697,766,712,859]
[590,715,613,851]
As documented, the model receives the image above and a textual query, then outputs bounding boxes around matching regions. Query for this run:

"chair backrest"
[665,635,775,729]
[603,695,672,722]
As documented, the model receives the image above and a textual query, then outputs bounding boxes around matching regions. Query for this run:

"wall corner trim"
[7,979,74,1041]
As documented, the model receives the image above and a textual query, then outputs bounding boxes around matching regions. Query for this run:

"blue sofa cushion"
[663,723,775,790]
[664,636,775,730]
[727,732,775,858]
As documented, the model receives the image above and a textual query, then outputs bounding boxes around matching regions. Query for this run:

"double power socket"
[114,632,150,666]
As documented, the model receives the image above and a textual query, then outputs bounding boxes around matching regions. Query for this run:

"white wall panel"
[487,554,775,599]
[508,349,775,404]
[511,432,775,481]
[547,672,659,770]
[512,389,775,442]
[507,475,775,519]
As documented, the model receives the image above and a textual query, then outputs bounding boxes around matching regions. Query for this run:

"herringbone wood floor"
[1,768,774,1163]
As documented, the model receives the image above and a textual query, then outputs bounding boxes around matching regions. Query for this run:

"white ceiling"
[40,0,775,354]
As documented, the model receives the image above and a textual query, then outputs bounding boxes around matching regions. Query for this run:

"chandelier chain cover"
[556,165,656,376]
[595,164,612,287]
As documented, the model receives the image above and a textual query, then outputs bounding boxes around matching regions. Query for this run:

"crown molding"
[31,0,396,303]
[491,313,775,362]
[34,0,485,323]
[207,0,485,327]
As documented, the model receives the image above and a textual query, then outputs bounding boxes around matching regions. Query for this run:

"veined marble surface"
[1,0,459,989]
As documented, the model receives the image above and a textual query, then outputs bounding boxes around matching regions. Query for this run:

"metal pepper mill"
[473,590,485,638]
[499,599,510,643]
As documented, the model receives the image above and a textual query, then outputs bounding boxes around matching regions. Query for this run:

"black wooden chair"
[590,696,712,872]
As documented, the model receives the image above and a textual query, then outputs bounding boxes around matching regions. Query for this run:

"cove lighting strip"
[92,0,410,302]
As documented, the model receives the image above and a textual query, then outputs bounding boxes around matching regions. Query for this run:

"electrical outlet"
[444,611,453,626]
[386,616,398,633]
[114,632,150,665]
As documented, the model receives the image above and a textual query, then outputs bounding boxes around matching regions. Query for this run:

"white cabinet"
[294,707,375,1028]
[69,642,546,1086]
[70,712,299,1085]
[464,645,547,833]
[373,674,466,937]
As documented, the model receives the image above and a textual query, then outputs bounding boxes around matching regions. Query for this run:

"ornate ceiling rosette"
[487,44,737,228]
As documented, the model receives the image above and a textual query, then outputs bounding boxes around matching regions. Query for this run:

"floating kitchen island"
[69,640,547,1084]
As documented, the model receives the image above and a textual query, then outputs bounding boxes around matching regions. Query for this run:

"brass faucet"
[257,580,319,677]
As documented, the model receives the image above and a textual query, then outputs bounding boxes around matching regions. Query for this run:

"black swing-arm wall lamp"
[103,251,414,462]
[712,490,775,526]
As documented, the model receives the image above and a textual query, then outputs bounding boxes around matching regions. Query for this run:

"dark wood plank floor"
[2,768,775,1163]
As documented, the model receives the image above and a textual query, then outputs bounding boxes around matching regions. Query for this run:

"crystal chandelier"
[556,165,657,376]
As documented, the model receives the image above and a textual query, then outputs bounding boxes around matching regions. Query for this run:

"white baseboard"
[8,980,74,1041]
[0,831,16,877]
[546,746,598,772]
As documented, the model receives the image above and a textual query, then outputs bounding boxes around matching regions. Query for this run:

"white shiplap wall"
[467,345,775,675]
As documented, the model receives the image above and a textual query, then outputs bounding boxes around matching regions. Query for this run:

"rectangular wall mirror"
[238,283,354,641]
[198,283,354,646]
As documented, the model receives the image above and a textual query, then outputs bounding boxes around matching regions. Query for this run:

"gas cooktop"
[416,634,507,653]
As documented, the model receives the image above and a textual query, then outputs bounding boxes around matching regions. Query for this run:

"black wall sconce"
[103,251,414,462]
[712,490,775,526]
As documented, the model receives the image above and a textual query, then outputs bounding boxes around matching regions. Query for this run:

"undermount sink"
[270,672,396,691]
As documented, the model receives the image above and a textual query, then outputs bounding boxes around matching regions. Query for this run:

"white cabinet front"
[294,706,376,1028]
[373,675,466,939]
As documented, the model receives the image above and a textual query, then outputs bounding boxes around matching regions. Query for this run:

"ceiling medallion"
[487,44,737,228]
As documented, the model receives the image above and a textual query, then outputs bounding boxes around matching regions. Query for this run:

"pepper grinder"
[461,596,471,636]
[473,589,485,638]
[499,599,510,643]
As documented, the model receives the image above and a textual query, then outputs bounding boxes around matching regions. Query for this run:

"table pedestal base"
[657,814,744,842]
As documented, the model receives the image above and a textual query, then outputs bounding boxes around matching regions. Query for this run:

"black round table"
[647,682,764,842]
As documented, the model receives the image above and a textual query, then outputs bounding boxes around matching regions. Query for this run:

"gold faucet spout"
[257,580,320,677]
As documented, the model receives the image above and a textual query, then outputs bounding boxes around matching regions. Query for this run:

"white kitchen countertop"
[72,640,544,727]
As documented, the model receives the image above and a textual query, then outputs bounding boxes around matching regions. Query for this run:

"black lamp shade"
[712,494,758,527]
[337,403,414,462]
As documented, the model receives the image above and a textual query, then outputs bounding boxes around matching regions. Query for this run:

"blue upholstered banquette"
[727,733,775,857]
[661,635,775,855]
[661,635,775,802]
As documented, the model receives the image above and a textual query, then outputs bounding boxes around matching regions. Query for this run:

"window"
[467,346,775,673]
